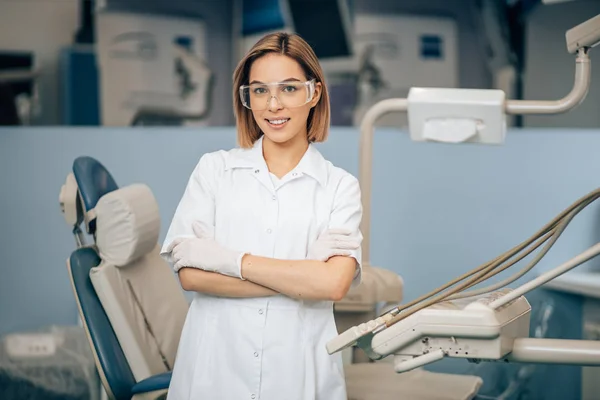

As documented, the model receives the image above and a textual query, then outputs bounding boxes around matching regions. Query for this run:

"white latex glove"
[307,228,360,262]
[166,222,245,279]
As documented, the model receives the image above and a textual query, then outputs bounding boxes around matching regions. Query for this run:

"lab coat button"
[254,169,260,173]
[251,395,256,399]
[271,195,276,200]
[258,309,263,315]
[266,228,272,234]
[254,352,259,357]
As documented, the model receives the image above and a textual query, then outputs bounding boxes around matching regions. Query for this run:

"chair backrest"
[90,182,189,381]
[68,247,137,400]
[62,157,136,400]
[62,157,188,398]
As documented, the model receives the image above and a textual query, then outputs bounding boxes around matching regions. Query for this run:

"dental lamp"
[567,13,600,54]
[327,13,600,373]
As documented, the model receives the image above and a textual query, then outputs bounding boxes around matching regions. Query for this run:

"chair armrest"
[131,372,172,394]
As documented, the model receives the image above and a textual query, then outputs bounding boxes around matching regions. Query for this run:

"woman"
[161,31,363,400]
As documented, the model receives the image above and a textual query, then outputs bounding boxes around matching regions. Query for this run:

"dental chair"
[60,157,189,400]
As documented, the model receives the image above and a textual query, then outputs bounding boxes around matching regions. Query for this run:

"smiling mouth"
[266,118,290,128]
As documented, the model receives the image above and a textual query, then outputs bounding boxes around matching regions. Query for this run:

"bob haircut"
[232,32,330,148]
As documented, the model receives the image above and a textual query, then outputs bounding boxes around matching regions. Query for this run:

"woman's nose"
[267,95,283,111]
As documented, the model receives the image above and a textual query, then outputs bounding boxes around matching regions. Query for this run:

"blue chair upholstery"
[68,247,172,400]
[68,247,137,400]
[131,372,172,395]
[72,156,118,233]
[65,156,172,399]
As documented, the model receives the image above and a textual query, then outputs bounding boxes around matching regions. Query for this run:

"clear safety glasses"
[239,79,316,110]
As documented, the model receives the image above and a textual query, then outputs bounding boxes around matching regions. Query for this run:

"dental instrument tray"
[328,186,600,372]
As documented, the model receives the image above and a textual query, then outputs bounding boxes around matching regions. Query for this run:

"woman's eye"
[253,87,267,94]
[282,85,297,92]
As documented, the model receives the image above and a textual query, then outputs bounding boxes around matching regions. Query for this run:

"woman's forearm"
[178,267,279,298]
[240,255,357,301]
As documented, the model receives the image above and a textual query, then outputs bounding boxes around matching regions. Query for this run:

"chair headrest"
[95,184,160,267]
[59,173,84,228]
[72,156,119,234]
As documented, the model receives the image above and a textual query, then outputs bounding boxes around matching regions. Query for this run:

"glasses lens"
[240,81,312,110]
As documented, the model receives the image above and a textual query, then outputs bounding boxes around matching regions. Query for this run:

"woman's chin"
[263,127,294,143]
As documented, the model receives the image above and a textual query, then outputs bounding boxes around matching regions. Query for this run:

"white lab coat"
[161,136,363,400]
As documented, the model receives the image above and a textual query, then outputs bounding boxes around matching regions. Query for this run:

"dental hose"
[381,188,600,328]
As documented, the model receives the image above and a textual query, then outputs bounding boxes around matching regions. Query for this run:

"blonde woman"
[161,32,363,400]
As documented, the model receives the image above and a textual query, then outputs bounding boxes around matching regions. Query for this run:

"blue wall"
[2,126,600,333]
[1,126,599,398]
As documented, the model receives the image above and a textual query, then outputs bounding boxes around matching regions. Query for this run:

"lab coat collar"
[226,135,328,186]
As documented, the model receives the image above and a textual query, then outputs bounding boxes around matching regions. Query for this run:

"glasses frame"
[239,79,316,110]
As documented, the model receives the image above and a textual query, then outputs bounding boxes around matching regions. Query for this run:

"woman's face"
[247,53,321,146]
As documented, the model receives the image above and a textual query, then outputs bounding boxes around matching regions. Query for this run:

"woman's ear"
[310,82,322,108]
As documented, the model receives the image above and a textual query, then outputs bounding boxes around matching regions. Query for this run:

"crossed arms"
[178,255,358,301]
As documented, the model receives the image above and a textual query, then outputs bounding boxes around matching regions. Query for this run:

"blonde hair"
[232,32,330,148]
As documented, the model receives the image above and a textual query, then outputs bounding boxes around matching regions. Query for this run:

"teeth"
[268,119,289,125]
